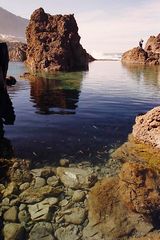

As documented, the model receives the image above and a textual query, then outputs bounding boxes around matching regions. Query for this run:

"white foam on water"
[91,51,122,61]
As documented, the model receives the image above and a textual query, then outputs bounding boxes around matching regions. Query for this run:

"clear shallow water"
[4,61,160,165]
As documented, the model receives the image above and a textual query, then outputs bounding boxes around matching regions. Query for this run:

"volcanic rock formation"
[133,106,160,148]
[122,33,160,65]
[7,42,27,62]
[26,8,89,72]
[122,47,148,64]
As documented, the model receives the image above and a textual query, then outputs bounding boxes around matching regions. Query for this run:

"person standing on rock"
[139,39,144,49]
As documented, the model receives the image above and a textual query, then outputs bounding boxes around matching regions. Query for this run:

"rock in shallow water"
[2,182,18,198]
[3,206,18,222]
[3,223,25,240]
[33,177,46,188]
[57,167,97,189]
[20,185,62,203]
[72,190,86,202]
[31,167,56,178]
[26,8,89,72]
[47,176,59,187]
[28,197,58,221]
[55,225,81,240]
[29,222,54,240]
[63,207,87,225]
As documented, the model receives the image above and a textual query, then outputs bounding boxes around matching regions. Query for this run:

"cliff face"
[122,34,160,65]
[26,8,88,72]
[145,34,160,53]
[7,42,27,62]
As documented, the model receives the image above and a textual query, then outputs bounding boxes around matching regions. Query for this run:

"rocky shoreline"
[2,105,160,239]
[0,155,122,240]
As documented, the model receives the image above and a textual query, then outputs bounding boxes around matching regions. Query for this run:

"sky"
[0,0,160,57]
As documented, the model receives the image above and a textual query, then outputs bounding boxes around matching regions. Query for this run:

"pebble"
[3,206,18,222]
[0,184,5,191]
[1,197,10,206]
[59,159,70,167]
[58,207,87,225]
[29,222,54,240]
[19,182,30,191]
[2,182,18,198]
[47,176,59,187]
[19,204,26,211]
[72,190,86,202]
[3,223,25,240]
[34,177,46,188]
[55,225,80,240]
[28,197,58,221]
[10,198,20,206]
[18,210,30,223]
[59,199,69,207]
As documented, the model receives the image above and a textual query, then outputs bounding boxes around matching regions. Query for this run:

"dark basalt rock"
[26,8,89,72]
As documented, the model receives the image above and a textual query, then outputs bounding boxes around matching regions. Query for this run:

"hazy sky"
[0,0,159,56]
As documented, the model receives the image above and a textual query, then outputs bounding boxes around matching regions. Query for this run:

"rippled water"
[4,61,160,164]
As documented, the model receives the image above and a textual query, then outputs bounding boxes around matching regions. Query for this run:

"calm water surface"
[5,61,160,165]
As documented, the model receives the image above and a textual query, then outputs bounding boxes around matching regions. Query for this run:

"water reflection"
[29,72,83,114]
[122,63,160,87]
[0,90,15,158]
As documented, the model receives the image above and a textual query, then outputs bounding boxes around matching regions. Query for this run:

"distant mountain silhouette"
[0,7,28,41]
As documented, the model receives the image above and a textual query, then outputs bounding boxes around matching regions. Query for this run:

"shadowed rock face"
[7,42,27,62]
[26,8,89,72]
[145,34,160,54]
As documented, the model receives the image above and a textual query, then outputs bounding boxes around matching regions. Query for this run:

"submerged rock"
[29,222,54,240]
[3,206,18,222]
[3,223,25,240]
[8,159,32,184]
[26,8,89,72]
[20,185,62,203]
[55,225,80,240]
[57,207,87,225]
[131,231,160,239]
[57,167,97,189]
[28,197,58,221]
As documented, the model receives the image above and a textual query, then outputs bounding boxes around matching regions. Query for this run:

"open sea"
[4,58,160,165]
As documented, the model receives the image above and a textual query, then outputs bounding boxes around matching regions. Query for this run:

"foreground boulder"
[84,162,160,239]
[133,106,160,148]
[26,8,89,72]
[57,167,97,189]
[119,162,160,214]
